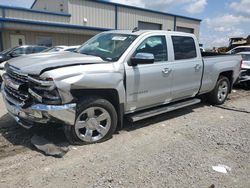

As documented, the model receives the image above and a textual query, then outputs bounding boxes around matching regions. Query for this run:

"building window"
[36,36,52,47]
[138,21,162,30]
[176,26,194,34]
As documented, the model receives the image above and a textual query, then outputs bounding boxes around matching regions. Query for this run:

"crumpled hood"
[6,52,106,75]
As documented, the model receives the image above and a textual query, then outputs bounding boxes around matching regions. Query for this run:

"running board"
[127,98,201,122]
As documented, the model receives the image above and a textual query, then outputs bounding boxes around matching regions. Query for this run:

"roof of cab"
[104,30,195,37]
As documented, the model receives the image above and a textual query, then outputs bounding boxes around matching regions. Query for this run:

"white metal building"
[0,0,201,51]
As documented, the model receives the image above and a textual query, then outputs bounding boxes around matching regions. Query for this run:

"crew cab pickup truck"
[1,30,241,144]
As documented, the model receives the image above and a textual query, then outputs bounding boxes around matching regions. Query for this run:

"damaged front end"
[1,64,76,129]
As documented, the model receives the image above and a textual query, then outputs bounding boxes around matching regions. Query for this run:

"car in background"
[0,61,7,83]
[42,45,80,53]
[237,52,250,87]
[227,45,250,54]
[0,45,48,64]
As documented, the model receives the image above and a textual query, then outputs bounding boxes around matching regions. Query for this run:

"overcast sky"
[0,0,249,48]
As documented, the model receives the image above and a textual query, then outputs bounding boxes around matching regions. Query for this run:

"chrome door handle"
[162,68,172,75]
[194,64,202,71]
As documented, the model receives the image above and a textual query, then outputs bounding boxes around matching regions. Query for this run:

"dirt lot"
[0,87,249,188]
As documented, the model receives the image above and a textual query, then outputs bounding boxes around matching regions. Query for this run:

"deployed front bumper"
[1,87,76,129]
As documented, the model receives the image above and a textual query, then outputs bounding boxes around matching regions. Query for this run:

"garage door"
[138,21,162,30]
[176,26,194,34]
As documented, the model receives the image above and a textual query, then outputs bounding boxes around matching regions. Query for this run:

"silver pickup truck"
[1,30,241,144]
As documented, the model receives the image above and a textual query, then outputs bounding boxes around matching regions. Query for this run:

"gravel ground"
[0,87,249,188]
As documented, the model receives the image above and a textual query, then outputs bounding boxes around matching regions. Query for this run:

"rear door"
[170,35,203,100]
[125,35,173,112]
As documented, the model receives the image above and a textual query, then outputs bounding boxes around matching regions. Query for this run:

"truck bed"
[199,53,241,94]
[201,52,230,57]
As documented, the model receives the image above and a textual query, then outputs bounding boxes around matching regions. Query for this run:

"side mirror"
[130,53,154,66]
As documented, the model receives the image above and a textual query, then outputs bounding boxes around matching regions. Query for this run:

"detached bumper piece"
[2,88,76,129]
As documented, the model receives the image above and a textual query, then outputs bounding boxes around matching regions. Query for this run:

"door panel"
[171,59,202,100]
[125,63,173,112]
[125,35,172,112]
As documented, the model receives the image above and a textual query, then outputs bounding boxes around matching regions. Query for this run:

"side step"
[127,98,201,122]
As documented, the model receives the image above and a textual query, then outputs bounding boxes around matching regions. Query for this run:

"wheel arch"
[218,71,233,93]
[71,88,124,130]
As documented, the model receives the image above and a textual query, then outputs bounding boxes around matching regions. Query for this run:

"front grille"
[5,85,29,102]
[7,67,28,84]
[4,65,31,106]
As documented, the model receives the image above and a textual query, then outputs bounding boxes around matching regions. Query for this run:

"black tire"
[64,97,118,145]
[207,76,230,105]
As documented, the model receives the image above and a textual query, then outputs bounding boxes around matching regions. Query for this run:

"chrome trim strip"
[2,85,24,106]
[28,76,54,86]
[28,88,42,102]
[2,73,21,90]
[31,103,76,125]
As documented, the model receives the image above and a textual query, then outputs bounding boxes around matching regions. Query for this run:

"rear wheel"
[207,76,230,105]
[64,97,118,145]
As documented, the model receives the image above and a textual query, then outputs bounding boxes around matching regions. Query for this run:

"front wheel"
[207,76,230,105]
[64,97,118,145]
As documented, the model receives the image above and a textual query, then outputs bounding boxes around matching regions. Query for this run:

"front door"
[10,34,25,47]
[125,35,172,113]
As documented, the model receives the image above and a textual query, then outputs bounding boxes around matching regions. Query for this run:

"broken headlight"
[28,76,62,105]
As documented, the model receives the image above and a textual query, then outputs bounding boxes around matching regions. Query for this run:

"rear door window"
[172,36,197,60]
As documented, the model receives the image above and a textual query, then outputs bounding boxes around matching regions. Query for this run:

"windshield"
[0,47,17,55]
[241,54,250,61]
[77,33,137,61]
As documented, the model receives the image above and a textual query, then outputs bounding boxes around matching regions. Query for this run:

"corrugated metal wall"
[5,9,70,23]
[68,0,115,29]
[117,7,175,31]
[3,22,100,35]
[32,0,69,13]
[176,17,200,38]
[0,8,3,17]
[2,29,93,49]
